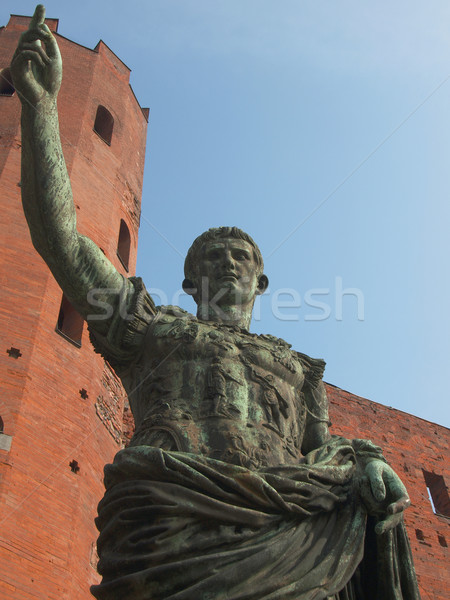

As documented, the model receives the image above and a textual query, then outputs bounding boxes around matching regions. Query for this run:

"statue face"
[195,238,261,309]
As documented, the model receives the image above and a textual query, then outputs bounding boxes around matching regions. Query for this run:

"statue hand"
[361,460,411,535]
[10,5,62,106]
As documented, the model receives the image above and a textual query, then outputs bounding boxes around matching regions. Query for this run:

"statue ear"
[182,279,197,296]
[256,274,269,295]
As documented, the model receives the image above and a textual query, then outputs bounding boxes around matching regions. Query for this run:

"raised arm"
[10,5,123,335]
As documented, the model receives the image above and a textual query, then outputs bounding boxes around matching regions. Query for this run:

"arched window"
[0,416,3,434]
[117,219,131,271]
[93,105,114,145]
[56,294,84,347]
[0,68,15,96]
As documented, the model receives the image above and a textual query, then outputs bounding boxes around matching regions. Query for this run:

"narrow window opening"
[93,105,114,145]
[117,219,131,271]
[0,417,12,451]
[56,294,84,347]
[0,68,15,96]
[423,470,450,518]
[415,529,424,541]
[7,347,22,359]
[69,459,80,474]
[438,534,447,548]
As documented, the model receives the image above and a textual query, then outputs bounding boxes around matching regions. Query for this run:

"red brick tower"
[0,13,148,600]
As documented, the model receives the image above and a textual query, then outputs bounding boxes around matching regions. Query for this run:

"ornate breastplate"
[127,307,320,468]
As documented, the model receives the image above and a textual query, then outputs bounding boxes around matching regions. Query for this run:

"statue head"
[184,227,264,282]
[182,227,269,327]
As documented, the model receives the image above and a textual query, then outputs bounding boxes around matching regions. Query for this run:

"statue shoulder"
[154,305,194,319]
[149,305,199,343]
[295,351,326,389]
[257,332,325,387]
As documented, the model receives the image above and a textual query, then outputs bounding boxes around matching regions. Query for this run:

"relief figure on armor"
[248,367,289,434]
[205,356,243,418]
[11,6,421,599]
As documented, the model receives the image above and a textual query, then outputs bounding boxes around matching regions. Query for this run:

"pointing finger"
[29,4,46,29]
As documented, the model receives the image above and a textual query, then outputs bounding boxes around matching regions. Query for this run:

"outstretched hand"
[360,460,411,535]
[10,4,62,106]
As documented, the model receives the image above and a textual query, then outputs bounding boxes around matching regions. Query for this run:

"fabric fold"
[92,440,367,600]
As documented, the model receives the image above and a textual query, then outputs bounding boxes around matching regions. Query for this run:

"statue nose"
[222,255,235,269]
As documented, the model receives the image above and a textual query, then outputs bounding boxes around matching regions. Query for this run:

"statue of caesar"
[11,6,420,599]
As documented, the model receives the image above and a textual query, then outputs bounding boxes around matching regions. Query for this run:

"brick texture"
[0,13,147,600]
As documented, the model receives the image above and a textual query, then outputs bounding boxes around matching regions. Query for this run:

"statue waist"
[130,413,304,469]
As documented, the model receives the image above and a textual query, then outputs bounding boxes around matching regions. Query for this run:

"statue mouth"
[219,273,238,281]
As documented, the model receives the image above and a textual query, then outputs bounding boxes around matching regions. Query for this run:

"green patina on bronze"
[12,6,421,599]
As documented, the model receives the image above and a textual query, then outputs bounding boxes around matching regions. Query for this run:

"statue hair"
[184,227,264,281]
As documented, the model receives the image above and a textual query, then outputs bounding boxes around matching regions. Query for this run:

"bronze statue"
[11,6,421,599]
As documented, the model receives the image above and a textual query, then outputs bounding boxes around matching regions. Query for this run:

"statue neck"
[196,302,253,330]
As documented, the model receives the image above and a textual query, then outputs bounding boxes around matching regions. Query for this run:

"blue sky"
[2,1,450,427]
